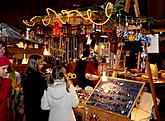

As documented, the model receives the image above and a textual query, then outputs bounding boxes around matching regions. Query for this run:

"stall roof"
[0,23,43,45]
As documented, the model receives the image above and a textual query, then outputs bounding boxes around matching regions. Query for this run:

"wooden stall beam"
[145,45,161,121]
[7,47,44,55]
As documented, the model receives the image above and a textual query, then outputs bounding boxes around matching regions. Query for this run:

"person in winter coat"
[21,54,49,121]
[0,55,12,121]
[41,65,79,121]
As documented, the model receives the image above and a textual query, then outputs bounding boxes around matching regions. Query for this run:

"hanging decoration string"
[23,2,113,27]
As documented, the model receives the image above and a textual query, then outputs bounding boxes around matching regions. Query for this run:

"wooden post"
[137,51,141,71]
[124,1,160,120]
[145,45,161,121]
[125,0,140,17]
[125,0,131,13]
[123,54,126,70]
[134,0,140,17]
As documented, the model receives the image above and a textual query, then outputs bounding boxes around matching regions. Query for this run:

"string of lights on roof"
[23,2,113,27]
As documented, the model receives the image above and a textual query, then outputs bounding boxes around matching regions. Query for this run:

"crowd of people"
[0,40,80,121]
[0,39,102,121]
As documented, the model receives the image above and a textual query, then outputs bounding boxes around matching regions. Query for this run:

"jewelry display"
[86,77,145,117]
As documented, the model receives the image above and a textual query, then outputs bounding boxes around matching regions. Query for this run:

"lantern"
[52,22,61,37]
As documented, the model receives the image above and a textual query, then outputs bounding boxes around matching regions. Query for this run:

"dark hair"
[50,65,70,92]
[52,65,65,79]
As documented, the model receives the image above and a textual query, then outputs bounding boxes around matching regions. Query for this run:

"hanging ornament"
[92,19,102,32]
[86,34,92,45]
[36,26,41,35]
[140,46,147,72]
[52,21,61,37]
[141,62,146,71]
[26,28,30,39]
[123,31,129,39]
[141,51,146,59]
[135,33,142,41]
[116,24,124,37]
[128,34,135,41]
[140,35,151,46]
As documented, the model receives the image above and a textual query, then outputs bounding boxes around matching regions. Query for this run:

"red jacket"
[84,61,100,87]
[85,61,99,76]
[0,78,11,121]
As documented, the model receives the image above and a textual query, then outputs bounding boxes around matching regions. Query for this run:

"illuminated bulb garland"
[23,2,113,27]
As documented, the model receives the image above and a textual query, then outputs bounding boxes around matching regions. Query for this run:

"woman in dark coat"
[21,55,49,121]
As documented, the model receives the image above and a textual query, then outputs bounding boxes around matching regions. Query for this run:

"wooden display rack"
[85,77,145,121]
[111,0,161,120]
[126,0,160,120]
[85,105,132,121]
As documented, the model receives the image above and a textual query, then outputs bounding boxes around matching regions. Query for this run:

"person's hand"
[85,73,99,81]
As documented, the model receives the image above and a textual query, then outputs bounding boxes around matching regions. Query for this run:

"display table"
[85,105,132,121]
[74,105,132,121]
[117,73,165,84]
[74,77,145,121]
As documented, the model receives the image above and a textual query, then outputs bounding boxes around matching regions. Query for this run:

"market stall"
[5,0,164,120]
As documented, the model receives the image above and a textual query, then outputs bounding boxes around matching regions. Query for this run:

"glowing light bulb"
[102,71,108,82]
[43,47,50,55]
[22,54,28,64]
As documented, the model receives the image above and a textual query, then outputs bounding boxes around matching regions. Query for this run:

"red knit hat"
[0,55,10,67]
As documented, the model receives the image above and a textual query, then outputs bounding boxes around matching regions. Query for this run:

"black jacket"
[21,68,49,121]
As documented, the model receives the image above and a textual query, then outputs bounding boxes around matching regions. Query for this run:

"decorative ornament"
[128,34,135,41]
[86,34,92,45]
[140,35,151,46]
[116,24,124,37]
[135,33,142,41]
[67,73,77,80]
[140,46,146,71]
[26,28,30,39]
[52,21,61,37]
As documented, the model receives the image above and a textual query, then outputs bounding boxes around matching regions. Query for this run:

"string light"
[23,2,113,27]
[23,16,42,27]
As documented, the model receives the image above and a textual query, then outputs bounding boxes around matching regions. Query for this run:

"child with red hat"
[0,55,12,121]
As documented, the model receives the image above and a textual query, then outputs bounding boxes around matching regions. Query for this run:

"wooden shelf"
[7,47,44,55]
